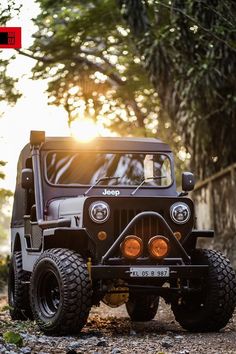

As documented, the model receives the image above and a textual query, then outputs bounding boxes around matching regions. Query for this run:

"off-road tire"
[8,252,33,320]
[172,249,236,332]
[126,294,159,321]
[30,248,92,335]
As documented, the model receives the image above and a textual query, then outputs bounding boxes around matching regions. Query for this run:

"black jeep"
[9,131,236,335]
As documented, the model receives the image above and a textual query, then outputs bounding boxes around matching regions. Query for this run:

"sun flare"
[70,119,99,142]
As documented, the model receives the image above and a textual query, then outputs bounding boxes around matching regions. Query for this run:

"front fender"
[43,228,95,256]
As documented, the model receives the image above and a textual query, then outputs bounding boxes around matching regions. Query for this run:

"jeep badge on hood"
[102,189,120,196]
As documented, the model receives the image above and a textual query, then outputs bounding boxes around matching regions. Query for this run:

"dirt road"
[0,293,235,354]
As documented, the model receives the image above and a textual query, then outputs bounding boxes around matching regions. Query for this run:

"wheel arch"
[43,229,95,256]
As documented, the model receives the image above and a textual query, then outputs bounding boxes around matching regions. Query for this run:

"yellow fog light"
[148,236,169,259]
[121,235,143,259]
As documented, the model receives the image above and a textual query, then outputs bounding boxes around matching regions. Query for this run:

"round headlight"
[170,202,191,224]
[89,201,110,223]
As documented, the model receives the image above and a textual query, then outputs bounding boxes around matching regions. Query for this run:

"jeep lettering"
[102,189,120,196]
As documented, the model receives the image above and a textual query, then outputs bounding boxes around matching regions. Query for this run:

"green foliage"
[1,1,235,180]
[0,60,21,108]
[0,0,21,25]
[0,1,22,111]
[3,331,23,347]
[0,255,9,291]
[30,0,150,129]
[0,161,12,245]
[118,0,236,179]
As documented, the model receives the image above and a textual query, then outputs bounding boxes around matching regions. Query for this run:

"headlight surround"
[170,202,191,224]
[89,201,110,223]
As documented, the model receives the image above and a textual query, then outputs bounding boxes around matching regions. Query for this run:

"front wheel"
[171,249,236,332]
[126,294,159,321]
[30,248,92,335]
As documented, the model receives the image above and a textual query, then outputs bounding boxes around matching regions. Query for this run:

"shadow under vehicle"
[9,131,236,335]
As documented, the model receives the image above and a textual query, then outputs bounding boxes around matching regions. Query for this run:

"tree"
[0,58,21,112]
[17,0,188,178]
[0,0,22,114]
[18,1,152,133]
[117,0,236,179]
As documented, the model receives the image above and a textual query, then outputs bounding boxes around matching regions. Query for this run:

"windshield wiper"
[84,176,120,196]
[131,176,166,196]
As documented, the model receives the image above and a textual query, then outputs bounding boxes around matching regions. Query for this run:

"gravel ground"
[0,292,235,354]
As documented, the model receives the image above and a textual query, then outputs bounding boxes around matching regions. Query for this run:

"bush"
[0,255,9,292]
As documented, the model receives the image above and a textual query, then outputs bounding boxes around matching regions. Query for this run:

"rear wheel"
[8,252,33,320]
[30,248,92,335]
[126,294,159,321]
[171,249,236,332]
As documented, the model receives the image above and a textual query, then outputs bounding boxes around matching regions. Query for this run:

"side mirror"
[21,168,33,189]
[182,172,195,192]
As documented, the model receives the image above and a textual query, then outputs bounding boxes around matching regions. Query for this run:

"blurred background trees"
[0,0,21,114]
[18,0,188,174]
[118,0,236,179]
[0,161,11,246]
[0,1,19,246]
[2,0,236,181]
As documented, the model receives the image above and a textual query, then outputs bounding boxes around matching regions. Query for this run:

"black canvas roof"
[41,136,171,152]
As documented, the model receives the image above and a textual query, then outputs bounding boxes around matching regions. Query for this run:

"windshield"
[46,151,172,187]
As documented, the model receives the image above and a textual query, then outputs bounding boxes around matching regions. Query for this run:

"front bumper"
[91,211,209,283]
[91,264,209,280]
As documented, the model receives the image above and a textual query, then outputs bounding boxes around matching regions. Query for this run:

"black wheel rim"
[37,269,61,318]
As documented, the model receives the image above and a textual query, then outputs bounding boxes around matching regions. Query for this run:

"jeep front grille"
[113,209,164,240]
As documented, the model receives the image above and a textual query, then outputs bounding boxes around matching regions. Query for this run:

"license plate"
[130,267,170,277]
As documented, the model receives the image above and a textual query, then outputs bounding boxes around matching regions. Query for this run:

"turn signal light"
[120,235,143,259]
[174,231,182,241]
[148,236,169,259]
[97,231,107,241]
